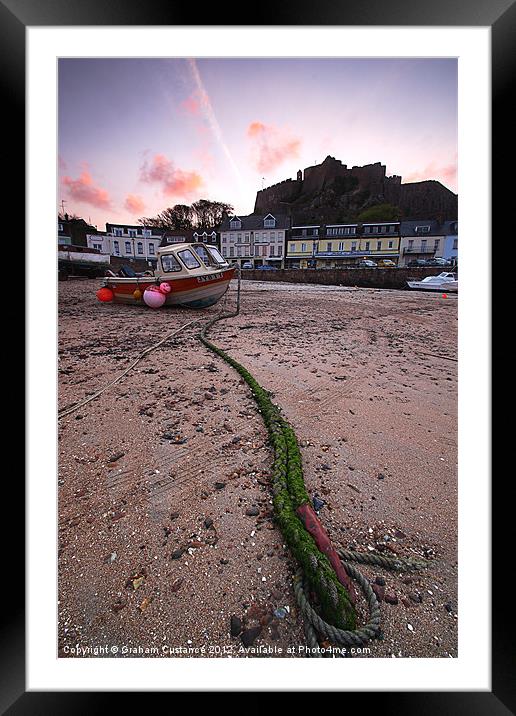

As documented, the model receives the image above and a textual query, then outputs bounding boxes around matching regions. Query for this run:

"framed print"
[5,0,507,707]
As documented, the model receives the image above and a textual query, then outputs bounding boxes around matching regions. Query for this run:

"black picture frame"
[7,0,505,709]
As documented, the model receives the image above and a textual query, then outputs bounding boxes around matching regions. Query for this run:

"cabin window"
[206,246,225,264]
[161,254,182,272]
[177,249,201,269]
[192,244,213,266]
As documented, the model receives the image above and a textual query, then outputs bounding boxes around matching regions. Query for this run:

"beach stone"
[204,517,214,529]
[241,626,262,647]
[245,506,259,516]
[215,482,226,490]
[384,592,398,605]
[171,548,184,560]
[375,576,386,587]
[372,584,385,602]
[230,615,242,637]
[409,592,423,604]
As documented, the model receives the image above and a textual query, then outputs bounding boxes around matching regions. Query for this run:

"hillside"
[254,156,457,223]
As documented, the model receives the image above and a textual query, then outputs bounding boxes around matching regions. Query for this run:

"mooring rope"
[58,319,200,420]
[198,268,430,654]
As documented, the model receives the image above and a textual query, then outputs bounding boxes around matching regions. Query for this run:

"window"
[114,228,123,236]
[230,247,235,257]
[277,245,282,256]
[365,241,370,251]
[289,243,296,253]
[149,244,155,255]
[264,216,276,228]
[237,234,242,243]
[161,254,182,272]
[178,249,201,269]
[277,232,283,239]
[129,229,136,238]
[125,241,132,254]
[205,246,226,265]
[137,242,144,255]
[408,239,414,249]
[421,240,427,251]
[372,226,379,234]
[416,225,431,233]
[245,233,250,243]
[388,241,393,249]
[326,242,332,252]
[301,243,307,252]
[453,239,458,250]
[237,247,242,257]
[270,232,275,241]
[254,246,259,257]
[222,235,227,243]
[113,240,120,255]
[222,247,227,257]
[270,246,275,257]
[351,242,357,252]
[338,242,344,251]
[192,244,213,266]
[434,239,440,249]
[230,219,241,230]
[142,229,151,238]
[377,241,382,251]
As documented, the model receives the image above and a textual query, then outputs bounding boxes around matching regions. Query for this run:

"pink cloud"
[62,170,112,210]
[247,121,301,173]
[124,194,146,214]
[180,95,201,115]
[140,154,203,198]
[405,160,457,190]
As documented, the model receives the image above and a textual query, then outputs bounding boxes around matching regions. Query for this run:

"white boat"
[407,272,458,292]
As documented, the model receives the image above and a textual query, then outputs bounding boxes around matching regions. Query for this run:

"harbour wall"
[241,267,454,290]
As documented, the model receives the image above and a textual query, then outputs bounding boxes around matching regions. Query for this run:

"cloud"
[180,94,202,115]
[405,159,457,189]
[247,121,301,174]
[140,154,203,198]
[124,194,146,214]
[62,170,112,209]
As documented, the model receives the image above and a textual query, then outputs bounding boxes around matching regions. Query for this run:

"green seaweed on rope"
[199,324,356,631]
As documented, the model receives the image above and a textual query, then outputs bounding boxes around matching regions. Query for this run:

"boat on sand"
[97,242,235,309]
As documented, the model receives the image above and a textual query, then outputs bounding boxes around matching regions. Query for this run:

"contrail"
[186,58,246,204]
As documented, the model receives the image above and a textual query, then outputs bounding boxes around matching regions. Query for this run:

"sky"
[58,58,457,229]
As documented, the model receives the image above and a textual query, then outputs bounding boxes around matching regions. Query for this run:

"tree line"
[139,199,234,231]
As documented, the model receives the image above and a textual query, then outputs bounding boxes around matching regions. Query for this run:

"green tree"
[357,203,401,222]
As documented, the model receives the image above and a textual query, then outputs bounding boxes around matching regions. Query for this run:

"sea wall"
[241,266,453,290]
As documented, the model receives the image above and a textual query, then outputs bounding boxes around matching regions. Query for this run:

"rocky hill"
[253,156,457,223]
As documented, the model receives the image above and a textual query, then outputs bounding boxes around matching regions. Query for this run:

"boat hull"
[407,281,458,292]
[105,267,235,308]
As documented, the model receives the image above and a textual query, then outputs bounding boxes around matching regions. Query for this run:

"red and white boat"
[97,242,235,309]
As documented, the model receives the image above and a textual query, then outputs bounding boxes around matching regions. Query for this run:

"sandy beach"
[58,278,457,658]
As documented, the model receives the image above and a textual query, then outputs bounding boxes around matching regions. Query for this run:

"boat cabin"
[155,242,229,278]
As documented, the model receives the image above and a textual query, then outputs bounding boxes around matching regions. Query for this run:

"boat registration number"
[197,273,222,284]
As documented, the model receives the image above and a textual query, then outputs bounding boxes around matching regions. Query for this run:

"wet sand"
[58,278,457,658]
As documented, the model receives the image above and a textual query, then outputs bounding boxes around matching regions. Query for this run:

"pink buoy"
[159,282,172,294]
[143,286,166,308]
